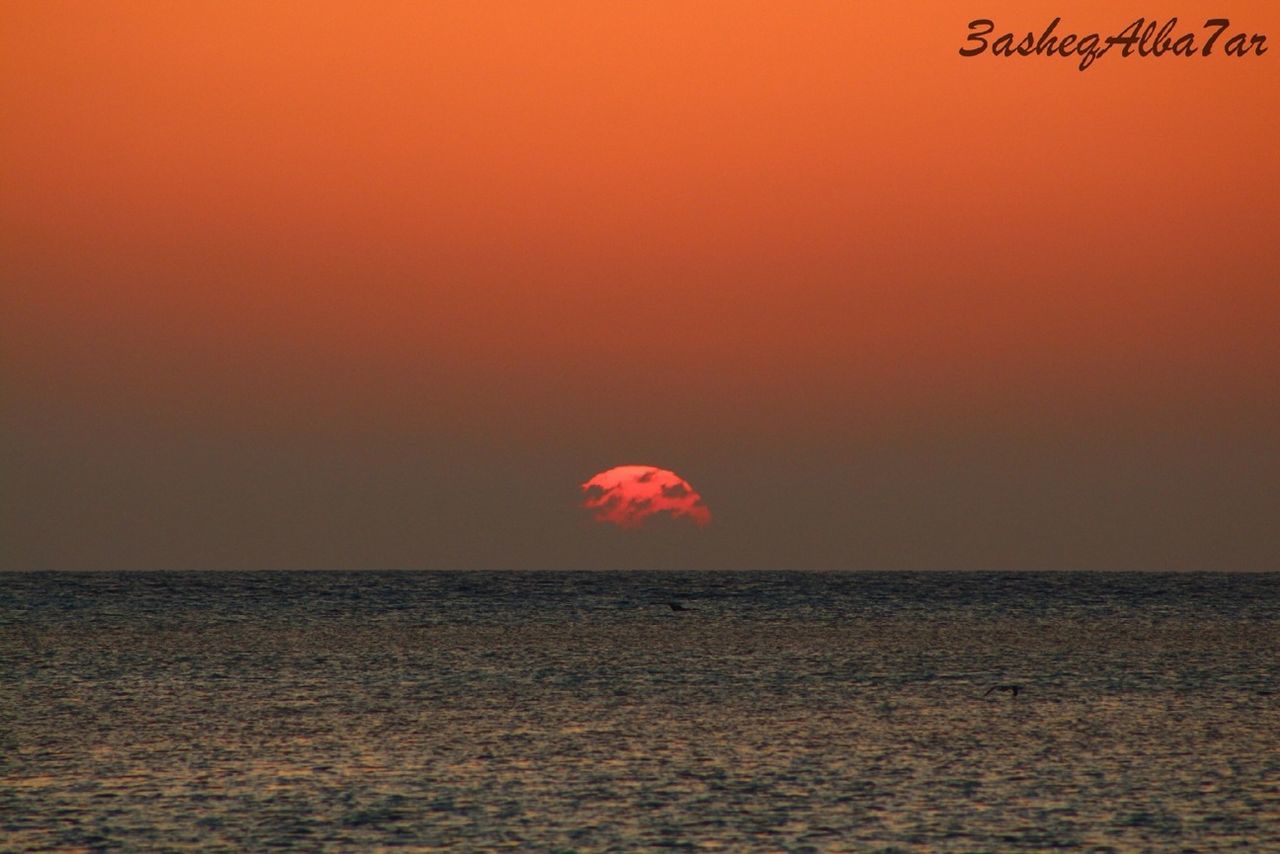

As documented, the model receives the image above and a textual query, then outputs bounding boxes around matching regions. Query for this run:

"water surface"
[3,571,1278,850]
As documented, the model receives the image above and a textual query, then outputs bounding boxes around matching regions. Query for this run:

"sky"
[2,1,1277,570]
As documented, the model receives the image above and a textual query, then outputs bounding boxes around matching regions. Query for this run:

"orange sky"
[3,2,1277,569]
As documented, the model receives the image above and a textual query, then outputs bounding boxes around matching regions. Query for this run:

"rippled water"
[2,571,1279,850]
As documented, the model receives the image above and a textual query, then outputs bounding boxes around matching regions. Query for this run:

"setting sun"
[581,465,711,529]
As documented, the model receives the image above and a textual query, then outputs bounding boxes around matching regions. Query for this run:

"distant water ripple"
[2,571,1278,850]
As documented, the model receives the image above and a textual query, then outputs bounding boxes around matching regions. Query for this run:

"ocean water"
[2,571,1278,851]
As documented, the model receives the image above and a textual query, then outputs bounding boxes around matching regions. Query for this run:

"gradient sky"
[3,1,1277,570]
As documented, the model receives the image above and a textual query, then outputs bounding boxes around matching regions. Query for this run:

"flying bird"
[984,684,1022,697]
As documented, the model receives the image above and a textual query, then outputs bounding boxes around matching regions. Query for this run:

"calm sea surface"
[2,571,1278,851]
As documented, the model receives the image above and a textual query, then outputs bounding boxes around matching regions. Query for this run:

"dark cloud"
[646,507,687,525]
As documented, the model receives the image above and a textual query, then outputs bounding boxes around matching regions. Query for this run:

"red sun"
[581,465,712,529]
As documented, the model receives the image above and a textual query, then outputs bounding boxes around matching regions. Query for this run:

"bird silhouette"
[984,684,1022,697]
[666,601,690,612]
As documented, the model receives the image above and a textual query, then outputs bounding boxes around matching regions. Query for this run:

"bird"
[984,684,1022,697]
[666,601,690,612]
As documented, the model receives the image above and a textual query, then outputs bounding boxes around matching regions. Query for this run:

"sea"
[2,571,1278,851]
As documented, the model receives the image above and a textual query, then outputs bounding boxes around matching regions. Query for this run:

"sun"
[580,465,711,529]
